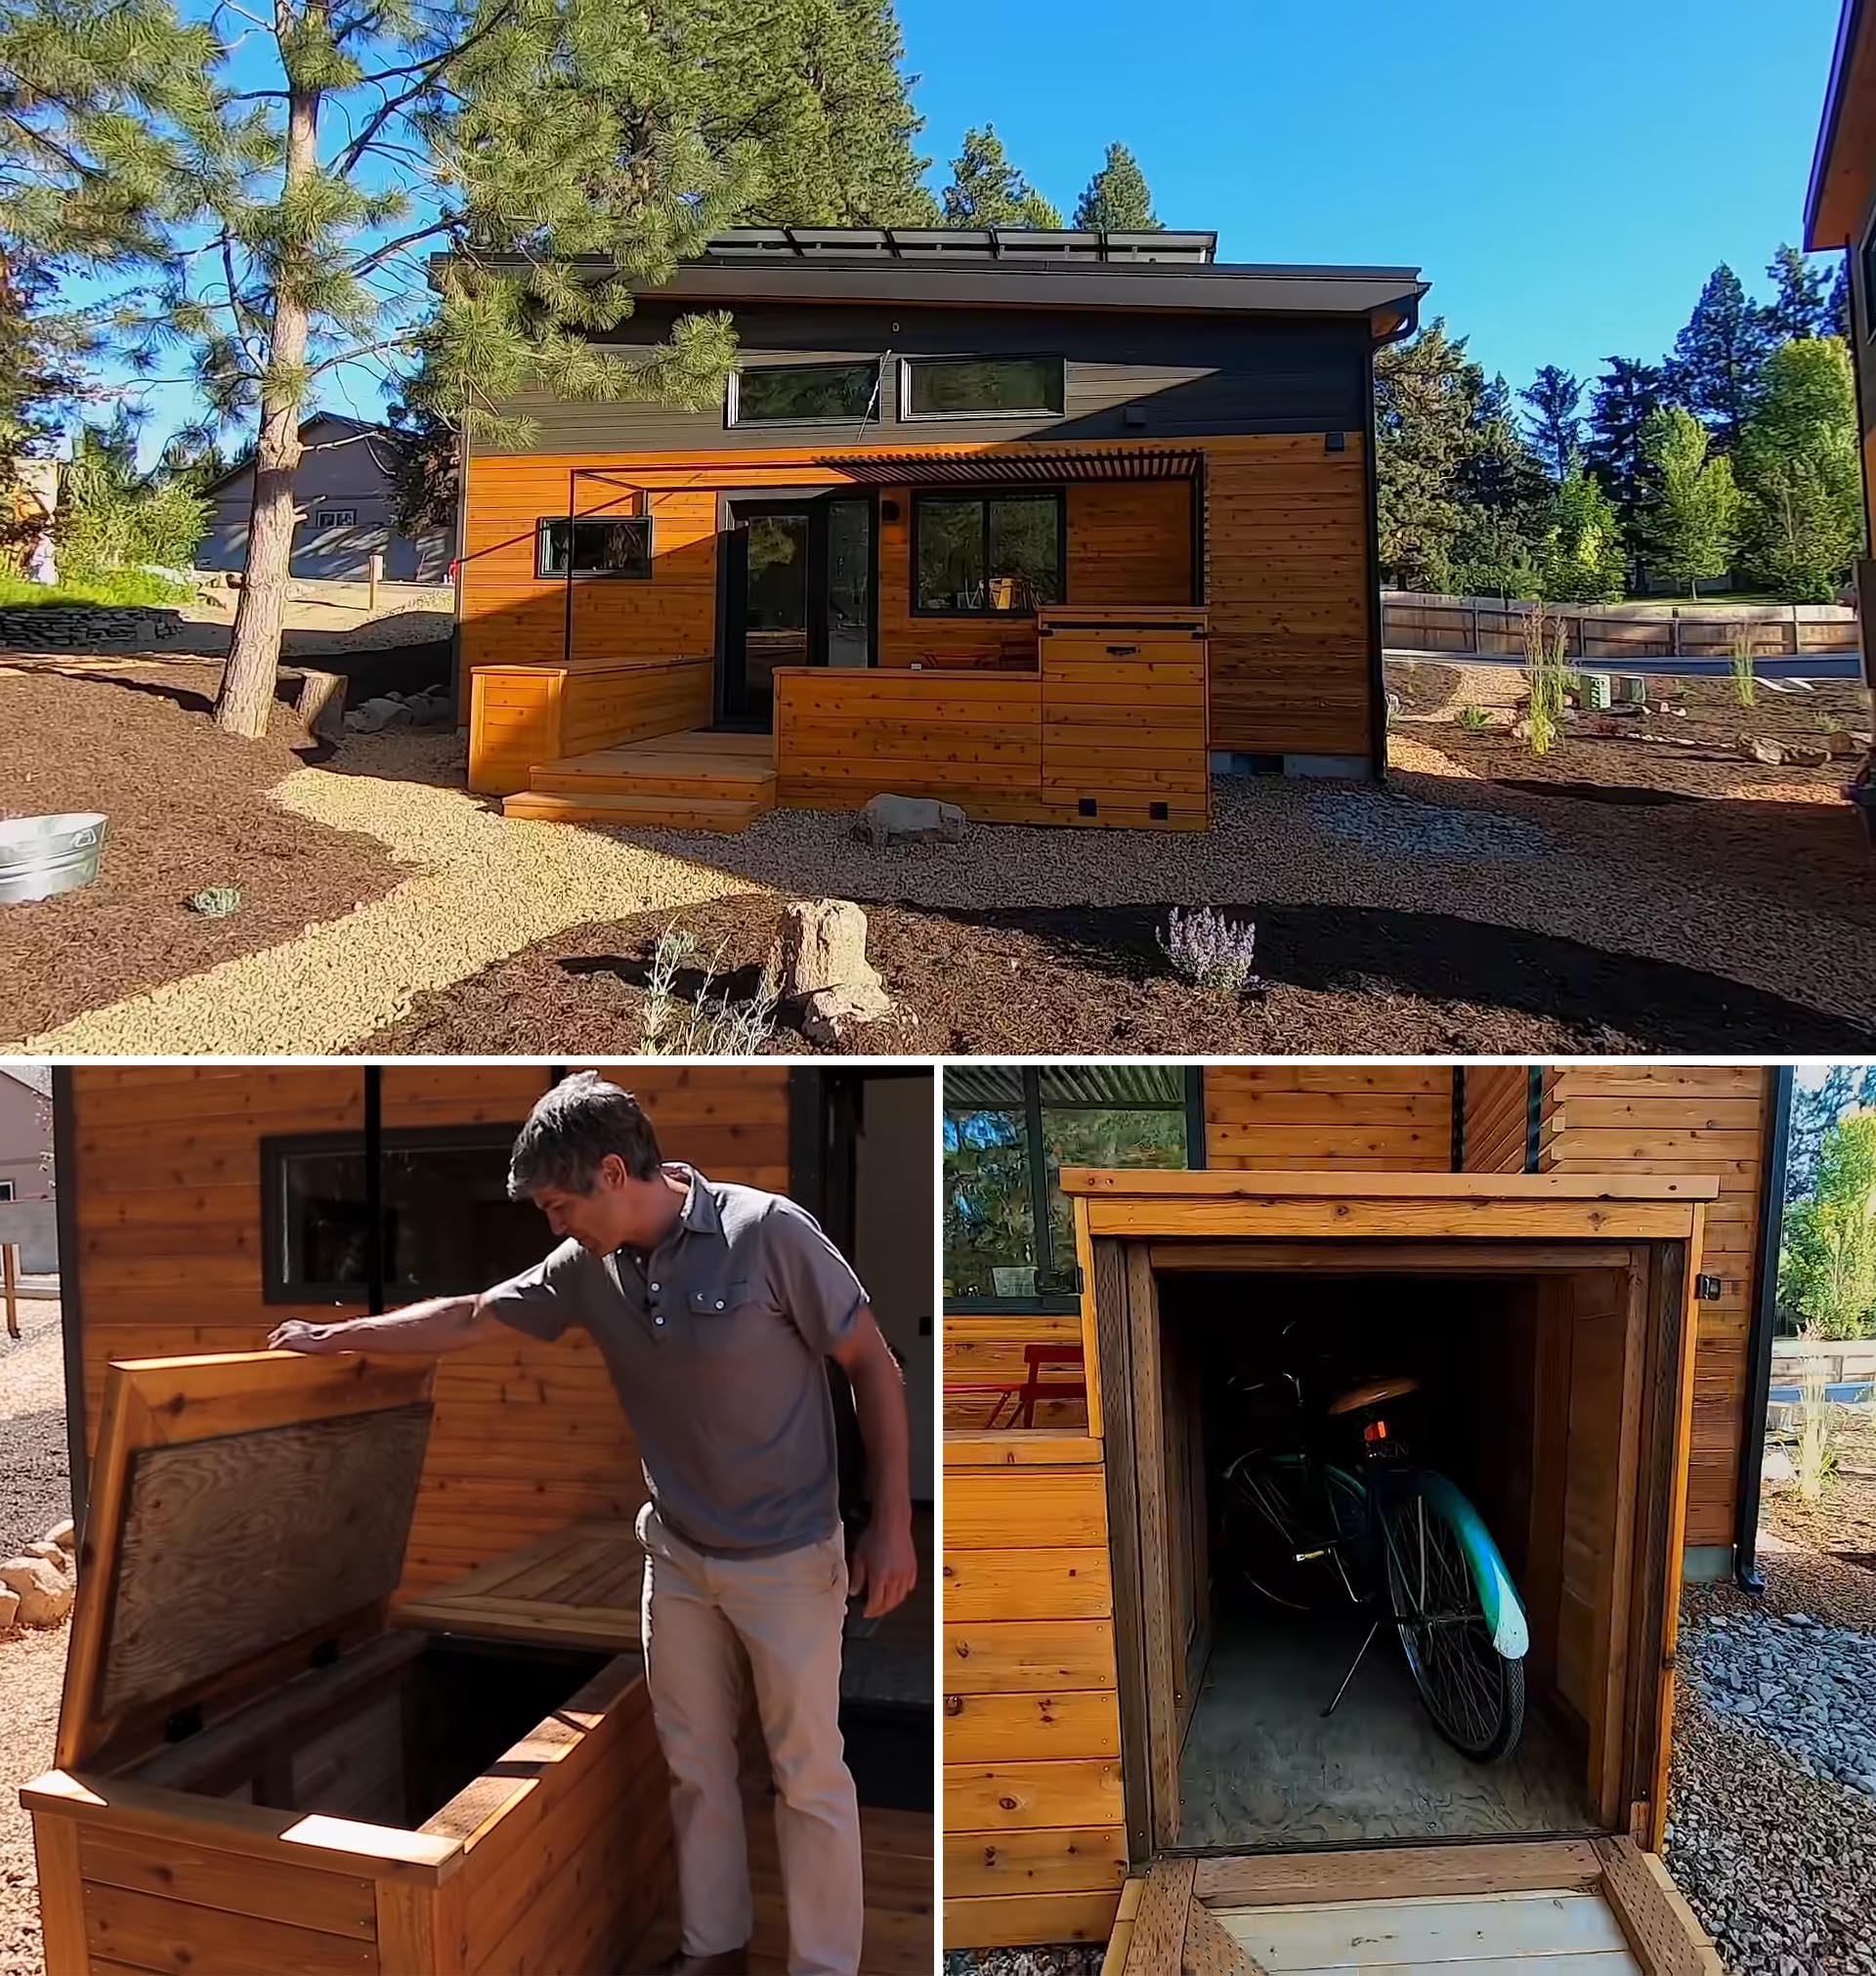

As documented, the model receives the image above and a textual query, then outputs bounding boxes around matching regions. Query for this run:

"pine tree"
[1452,373,1550,596]
[1667,264,1772,448]
[942,126,1062,229]
[1073,144,1161,231]
[1518,365,1582,481]
[1762,243,1834,342]
[1788,1066,1858,1204]
[1638,407,1740,599]
[7,0,929,736]
[1584,356,1667,537]
[1734,337,1864,602]
[1829,258,1854,340]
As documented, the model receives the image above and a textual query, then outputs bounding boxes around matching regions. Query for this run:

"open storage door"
[1063,1172,1721,1975]
[1103,1841,1723,1976]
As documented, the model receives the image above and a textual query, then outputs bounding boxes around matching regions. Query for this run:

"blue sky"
[898,0,1846,393]
[97,0,1849,451]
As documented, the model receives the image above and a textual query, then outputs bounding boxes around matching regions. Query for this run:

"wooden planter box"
[24,1353,673,1976]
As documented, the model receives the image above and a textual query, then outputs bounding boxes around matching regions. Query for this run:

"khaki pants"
[636,1503,863,1976]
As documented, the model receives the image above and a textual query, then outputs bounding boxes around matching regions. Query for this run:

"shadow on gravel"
[0,1406,69,1561]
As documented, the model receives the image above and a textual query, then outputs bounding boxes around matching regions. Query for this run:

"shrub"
[1521,601,1572,755]
[55,417,209,583]
[1457,704,1494,732]
[1729,625,1758,709]
[1158,906,1262,995]
[1796,1347,1839,1505]
[641,925,779,1055]
[0,570,191,608]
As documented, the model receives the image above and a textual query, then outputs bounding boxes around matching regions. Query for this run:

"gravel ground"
[1669,1555,1876,1976]
[945,1950,1102,1976]
[0,1298,68,1976]
[21,687,1876,1051]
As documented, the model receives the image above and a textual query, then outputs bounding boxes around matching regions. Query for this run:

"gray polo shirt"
[482,1165,868,1558]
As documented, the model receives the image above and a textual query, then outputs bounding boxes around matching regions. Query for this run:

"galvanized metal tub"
[0,812,108,905]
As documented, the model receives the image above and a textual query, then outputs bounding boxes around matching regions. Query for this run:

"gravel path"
[24,716,1876,1052]
[1668,1554,1876,1976]
[0,1297,68,1976]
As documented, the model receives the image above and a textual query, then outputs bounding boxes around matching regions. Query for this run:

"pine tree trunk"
[215,83,320,740]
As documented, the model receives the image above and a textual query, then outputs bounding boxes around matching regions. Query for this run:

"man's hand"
[266,1318,350,1353]
[848,1514,917,1618]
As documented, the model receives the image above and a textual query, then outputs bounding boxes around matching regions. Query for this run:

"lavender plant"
[1158,907,1262,995]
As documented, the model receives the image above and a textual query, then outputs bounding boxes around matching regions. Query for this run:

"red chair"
[1016,1343,1087,1428]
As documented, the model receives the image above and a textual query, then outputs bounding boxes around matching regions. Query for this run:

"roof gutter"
[1734,1064,1795,1594]
[1807,0,1865,248]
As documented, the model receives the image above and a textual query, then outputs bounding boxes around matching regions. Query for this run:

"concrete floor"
[1178,1611,1595,1848]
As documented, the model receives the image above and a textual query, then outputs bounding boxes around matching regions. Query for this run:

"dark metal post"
[363,1065,385,1315]
[1734,1066,1795,1594]
[1022,1069,1055,1286]
[52,1069,91,1536]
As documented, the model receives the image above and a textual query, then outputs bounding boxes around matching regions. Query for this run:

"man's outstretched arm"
[831,1311,917,1618]
[267,1294,507,1357]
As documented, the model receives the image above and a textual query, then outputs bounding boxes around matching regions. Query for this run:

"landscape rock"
[24,1540,66,1574]
[0,1587,17,1630]
[1826,728,1863,759]
[345,694,415,735]
[294,667,348,742]
[777,898,885,998]
[851,793,967,848]
[1746,736,1789,767]
[45,1518,74,1554]
[799,981,896,1044]
[0,1554,72,1625]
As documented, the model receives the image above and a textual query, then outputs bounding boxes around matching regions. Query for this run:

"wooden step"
[531,758,778,802]
[501,789,771,833]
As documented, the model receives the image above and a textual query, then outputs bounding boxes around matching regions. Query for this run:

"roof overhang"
[1808,0,1873,248]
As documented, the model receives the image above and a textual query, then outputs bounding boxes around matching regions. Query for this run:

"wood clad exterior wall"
[1535,1064,1773,1552]
[943,1445,1126,1951]
[1462,1067,1533,1176]
[1203,1065,1452,1170]
[459,433,1377,765]
[468,656,714,795]
[64,1064,792,1598]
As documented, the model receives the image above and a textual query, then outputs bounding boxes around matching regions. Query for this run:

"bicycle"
[1217,1350,1530,1765]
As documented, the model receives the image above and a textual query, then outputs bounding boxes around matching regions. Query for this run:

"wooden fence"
[1384,591,1859,663]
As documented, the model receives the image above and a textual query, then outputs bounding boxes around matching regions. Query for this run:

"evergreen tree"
[1638,407,1740,599]
[1762,243,1834,342]
[1073,143,1161,231]
[1518,365,1582,482]
[1452,373,1550,596]
[942,126,1061,228]
[1539,469,1628,602]
[1734,337,1864,602]
[1788,1065,1859,1205]
[5,0,942,736]
[1375,320,1487,593]
[1583,356,1667,537]
[1667,263,1771,448]
[1829,258,1853,341]
[0,248,86,550]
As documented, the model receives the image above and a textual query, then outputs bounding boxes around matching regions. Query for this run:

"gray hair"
[507,1073,663,1198]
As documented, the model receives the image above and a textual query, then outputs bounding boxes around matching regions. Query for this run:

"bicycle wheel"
[1220,1453,1347,1613]
[1378,1482,1526,1762]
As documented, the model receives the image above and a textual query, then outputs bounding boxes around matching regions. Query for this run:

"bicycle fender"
[1411,1469,1531,1661]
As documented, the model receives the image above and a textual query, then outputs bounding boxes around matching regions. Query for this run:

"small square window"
[536,515,654,580]
[314,508,358,529]
[0,1180,15,1202]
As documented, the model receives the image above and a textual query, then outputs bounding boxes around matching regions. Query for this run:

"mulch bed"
[0,660,404,1040]
[1764,1423,1876,1564]
[362,892,1875,1056]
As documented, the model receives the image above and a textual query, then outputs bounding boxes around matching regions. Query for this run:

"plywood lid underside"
[62,1353,436,1770]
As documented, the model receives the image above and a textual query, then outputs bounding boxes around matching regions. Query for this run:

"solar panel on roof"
[699,226,1217,266]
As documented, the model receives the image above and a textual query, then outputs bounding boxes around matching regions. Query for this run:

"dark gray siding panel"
[471,303,1369,454]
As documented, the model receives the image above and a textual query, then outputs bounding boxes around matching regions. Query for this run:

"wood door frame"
[1087,1226,1700,1865]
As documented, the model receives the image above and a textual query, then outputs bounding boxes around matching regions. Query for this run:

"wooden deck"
[501,727,778,831]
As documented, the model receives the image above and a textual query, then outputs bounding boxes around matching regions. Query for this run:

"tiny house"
[942,1062,1783,1965]
[454,229,1427,830]
[28,1064,934,1975]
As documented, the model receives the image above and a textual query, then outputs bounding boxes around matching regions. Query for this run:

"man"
[268,1073,916,1976]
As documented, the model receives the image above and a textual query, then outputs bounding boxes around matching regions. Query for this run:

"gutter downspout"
[1734,1064,1795,1594]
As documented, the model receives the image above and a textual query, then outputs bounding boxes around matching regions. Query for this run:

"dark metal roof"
[947,1065,1190,1108]
[815,448,1203,484]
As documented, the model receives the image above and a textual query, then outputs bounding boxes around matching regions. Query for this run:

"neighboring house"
[941,1060,1769,1959]
[0,1064,56,1271]
[196,411,453,582]
[454,228,1427,830]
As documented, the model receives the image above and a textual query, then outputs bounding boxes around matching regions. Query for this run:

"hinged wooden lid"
[59,1351,436,1772]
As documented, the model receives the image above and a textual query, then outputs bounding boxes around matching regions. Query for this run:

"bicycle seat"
[1325,1374,1420,1416]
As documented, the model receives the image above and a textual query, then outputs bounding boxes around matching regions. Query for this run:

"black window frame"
[1860,222,1876,346]
[313,507,358,530]
[726,359,883,429]
[910,488,1067,619]
[899,353,1067,422]
[943,1066,1206,1315]
[0,1179,14,1202]
[534,513,655,580]
[261,1122,534,1306]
